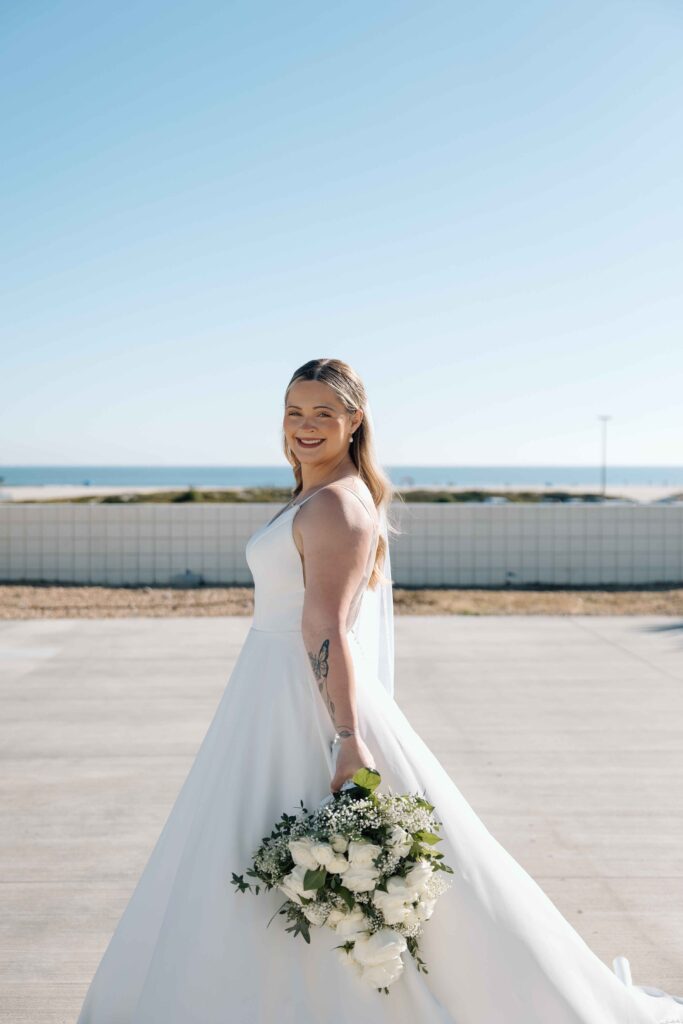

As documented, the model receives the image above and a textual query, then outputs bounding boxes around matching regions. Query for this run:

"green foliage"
[335,884,355,910]
[414,829,441,845]
[302,866,327,891]
[415,796,435,812]
[351,767,381,793]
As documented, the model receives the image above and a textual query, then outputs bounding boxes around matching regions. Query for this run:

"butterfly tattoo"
[308,638,334,718]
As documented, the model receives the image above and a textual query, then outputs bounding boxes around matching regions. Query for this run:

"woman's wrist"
[335,726,358,741]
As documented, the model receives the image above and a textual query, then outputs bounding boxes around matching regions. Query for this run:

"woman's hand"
[330,735,377,794]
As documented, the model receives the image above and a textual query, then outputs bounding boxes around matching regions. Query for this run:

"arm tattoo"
[308,638,334,719]
[308,638,356,738]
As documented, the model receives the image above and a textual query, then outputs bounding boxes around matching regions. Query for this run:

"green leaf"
[414,830,442,845]
[415,796,435,812]
[230,872,251,893]
[303,866,327,891]
[336,885,355,910]
[351,767,381,792]
[285,919,311,944]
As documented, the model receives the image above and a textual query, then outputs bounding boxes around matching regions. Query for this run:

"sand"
[2,584,682,619]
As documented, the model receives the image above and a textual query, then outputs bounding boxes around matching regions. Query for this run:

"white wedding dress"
[77,485,683,1024]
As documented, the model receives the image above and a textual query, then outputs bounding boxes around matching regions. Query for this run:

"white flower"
[400,905,421,928]
[362,955,405,987]
[347,840,382,866]
[325,908,346,929]
[288,837,321,871]
[342,863,381,893]
[302,902,329,926]
[385,874,420,901]
[336,945,364,979]
[371,889,414,925]
[350,927,407,966]
[334,907,371,939]
[326,853,349,874]
[387,825,413,858]
[330,833,349,853]
[278,863,318,905]
[405,859,433,893]
[415,897,436,922]
[310,841,335,867]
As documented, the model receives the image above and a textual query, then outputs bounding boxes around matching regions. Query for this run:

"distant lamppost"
[598,415,611,498]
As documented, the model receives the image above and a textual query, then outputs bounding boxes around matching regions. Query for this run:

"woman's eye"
[287,411,330,417]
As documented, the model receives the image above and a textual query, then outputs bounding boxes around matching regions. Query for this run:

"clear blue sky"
[2,0,682,466]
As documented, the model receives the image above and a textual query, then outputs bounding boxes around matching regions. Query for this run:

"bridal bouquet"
[230,768,453,994]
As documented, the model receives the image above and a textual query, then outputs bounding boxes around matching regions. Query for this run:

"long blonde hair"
[282,358,399,590]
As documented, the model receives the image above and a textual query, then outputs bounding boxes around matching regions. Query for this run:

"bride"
[77,358,682,1023]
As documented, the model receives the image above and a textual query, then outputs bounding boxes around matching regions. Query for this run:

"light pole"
[598,415,611,499]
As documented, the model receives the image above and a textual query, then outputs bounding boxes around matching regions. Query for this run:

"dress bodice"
[245,485,380,634]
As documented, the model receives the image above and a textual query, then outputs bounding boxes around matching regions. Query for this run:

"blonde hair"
[283,358,400,589]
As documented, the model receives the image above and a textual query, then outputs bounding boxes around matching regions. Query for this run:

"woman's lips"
[294,436,325,448]
[296,438,325,448]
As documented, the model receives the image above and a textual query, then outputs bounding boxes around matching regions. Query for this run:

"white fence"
[0,502,682,588]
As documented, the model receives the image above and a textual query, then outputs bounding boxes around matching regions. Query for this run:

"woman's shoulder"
[292,478,379,560]
[301,478,378,532]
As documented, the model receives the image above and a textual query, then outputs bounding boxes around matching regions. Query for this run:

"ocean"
[2,465,683,488]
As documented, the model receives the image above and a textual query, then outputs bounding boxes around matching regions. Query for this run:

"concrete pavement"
[1,614,682,1022]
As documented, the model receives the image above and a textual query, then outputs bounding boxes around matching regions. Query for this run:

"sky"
[2,0,682,467]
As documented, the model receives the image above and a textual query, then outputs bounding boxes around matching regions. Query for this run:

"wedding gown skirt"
[77,502,683,1024]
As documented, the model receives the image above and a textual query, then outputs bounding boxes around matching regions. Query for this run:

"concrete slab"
[1,615,681,1021]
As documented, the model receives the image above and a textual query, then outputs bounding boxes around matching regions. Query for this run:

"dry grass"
[1,584,682,619]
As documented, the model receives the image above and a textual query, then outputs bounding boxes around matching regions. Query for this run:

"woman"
[77,358,682,1023]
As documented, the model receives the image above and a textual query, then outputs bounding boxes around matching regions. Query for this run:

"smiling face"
[284,380,363,469]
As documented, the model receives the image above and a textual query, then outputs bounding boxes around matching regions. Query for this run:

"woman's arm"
[296,487,377,792]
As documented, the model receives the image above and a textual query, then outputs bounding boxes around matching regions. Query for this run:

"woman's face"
[284,380,362,467]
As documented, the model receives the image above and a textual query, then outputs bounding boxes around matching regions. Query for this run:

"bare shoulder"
[293,479,377,554]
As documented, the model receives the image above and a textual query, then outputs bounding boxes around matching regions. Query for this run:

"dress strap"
[295,485,328,508]
[335,485,378,528]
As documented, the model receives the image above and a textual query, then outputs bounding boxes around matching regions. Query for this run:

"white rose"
[310,841,335,867]
[336,945,364,979]
[405,860,433,893]
[288,837,321,871]
[400,906,421,928]
[334,907,371,939]
[385,875,420,901]
[330,833,349,853]
[350,927,408,966]
[347,840,382,866]
[415,897,436,922]
[387,825,413,858]
[279,863,318,905]
[371,889,413,925]
[362,955,405,987]
[343,863,381,893]
[325,908,346,929]
[326,853,349,874]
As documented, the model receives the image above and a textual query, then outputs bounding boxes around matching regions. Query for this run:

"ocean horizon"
[2,465,683,489]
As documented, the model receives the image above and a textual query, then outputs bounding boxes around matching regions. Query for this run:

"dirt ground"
[1,584,682,619]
